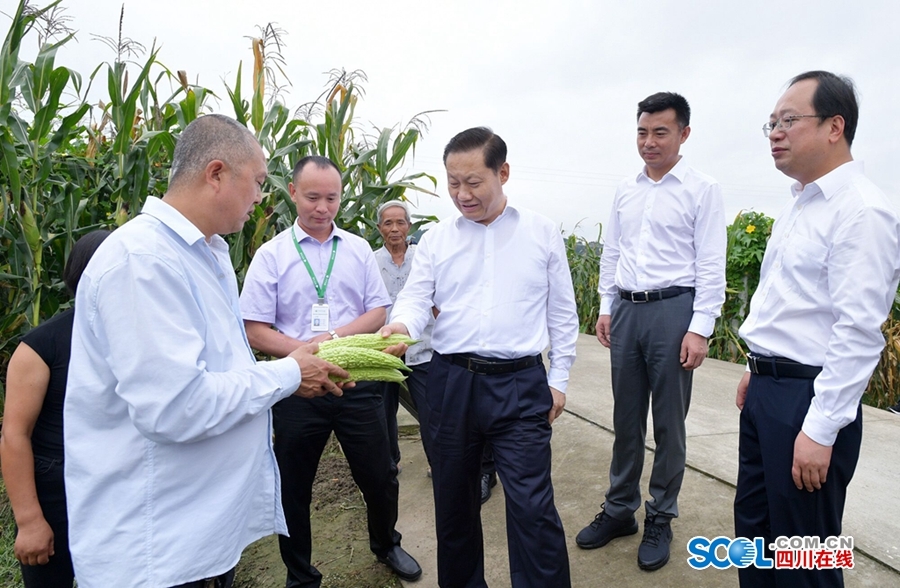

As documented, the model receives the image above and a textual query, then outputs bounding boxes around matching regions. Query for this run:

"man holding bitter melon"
[240,155,422,585]
[382,127,579,588]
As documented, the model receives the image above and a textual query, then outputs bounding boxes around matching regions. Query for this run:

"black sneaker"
[480,472,497,504]
[637,515,672,571]
[888,402,900,415]
[575,508,639,549]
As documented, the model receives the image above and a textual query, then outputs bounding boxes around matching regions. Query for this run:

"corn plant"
[864,290,900,409]
[0,0,439,412]
[225,61,439,277]
[0,478,21,585]
[708,210,775,363]
[1,0,90,367]
[564,225,603,334]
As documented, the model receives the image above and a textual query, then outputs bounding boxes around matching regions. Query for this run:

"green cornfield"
[2,0,898,416]
[0,0,439,414]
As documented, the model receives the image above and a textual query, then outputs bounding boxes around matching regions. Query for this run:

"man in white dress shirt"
[63,115,349,588]
[575,92,726,571]
[735,71,900,588]
[382,127,579,588]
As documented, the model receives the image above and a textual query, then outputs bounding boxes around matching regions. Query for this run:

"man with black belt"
[382,127,579,588]
[735,71,900,588]
[373,200,501,502]
[576,92,726,571]
[240,156,421,586]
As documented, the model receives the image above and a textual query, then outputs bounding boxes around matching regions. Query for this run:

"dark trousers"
[405,362,431,463]
[19,455,74,588]
[273,384,401,588]
[384,361,433,465]
[481,444,495,477]
[606,293,693,522]
[382,381,402,465]
[734,373,862,588]
[390,361,492,472]
[424,353,570,588]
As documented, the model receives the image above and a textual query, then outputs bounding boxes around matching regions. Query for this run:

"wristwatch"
[328,330,339,340]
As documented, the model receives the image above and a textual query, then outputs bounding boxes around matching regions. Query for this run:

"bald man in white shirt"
[63,115,348,588]
[576,92,726,572]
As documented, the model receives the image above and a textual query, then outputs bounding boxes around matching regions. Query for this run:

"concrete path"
[394,334,900,587]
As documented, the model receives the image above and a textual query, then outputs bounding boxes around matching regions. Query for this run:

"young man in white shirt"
[576,92,726,571]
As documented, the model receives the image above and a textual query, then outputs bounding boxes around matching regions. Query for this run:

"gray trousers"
[605,292,693,523]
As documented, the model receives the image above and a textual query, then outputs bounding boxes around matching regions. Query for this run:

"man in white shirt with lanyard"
[575,92,726,571]
[64,115,350,588]
[735,71,900,588]
[240,155,422,586]
[383,127,579,588]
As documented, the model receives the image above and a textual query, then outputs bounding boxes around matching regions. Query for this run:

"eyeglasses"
[762,114,827,137]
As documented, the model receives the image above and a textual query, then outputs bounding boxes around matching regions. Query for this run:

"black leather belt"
[747,353,822,379]
[619,286,694,303]
[445,353,542,376]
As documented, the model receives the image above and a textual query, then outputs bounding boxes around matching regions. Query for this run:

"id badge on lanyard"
[311,301,329,331]
[292,226,339,333]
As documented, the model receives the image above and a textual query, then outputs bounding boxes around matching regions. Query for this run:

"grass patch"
[1,433,401,587]
[0,477,24,585]
[234,434,401,588]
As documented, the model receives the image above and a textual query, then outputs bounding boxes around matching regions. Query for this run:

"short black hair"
[637,92,691,128]
[789,70,859,147]
[64,230,111,296]
[292,155,341,182]
[442,127,507,172]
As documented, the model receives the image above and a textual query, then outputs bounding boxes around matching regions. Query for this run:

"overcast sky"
[8,0,899,238]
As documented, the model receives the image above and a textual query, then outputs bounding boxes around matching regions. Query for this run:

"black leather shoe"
[377,545,422,581]
[575,508,638,549]
[480,472,497,504]
[637,515,672,571]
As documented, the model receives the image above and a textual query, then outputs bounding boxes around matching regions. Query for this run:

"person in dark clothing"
[0,229,110,587]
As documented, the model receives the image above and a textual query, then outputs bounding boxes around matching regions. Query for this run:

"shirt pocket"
[783,236,828,296]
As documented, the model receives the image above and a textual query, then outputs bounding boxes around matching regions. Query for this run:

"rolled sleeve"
[240,247,279,324]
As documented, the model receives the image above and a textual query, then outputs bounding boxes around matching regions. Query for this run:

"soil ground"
[233,433,404,588]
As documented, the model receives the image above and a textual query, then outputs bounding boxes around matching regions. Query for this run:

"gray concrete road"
[395,334,900,587]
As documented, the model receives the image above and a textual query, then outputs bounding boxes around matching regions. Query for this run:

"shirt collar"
[453,200,517,228]
[140,196,225,249]
[791,160,863,201]
[637,156,687,184]
[292,221,343,244]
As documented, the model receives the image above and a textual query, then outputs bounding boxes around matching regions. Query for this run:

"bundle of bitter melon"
[317,333,418,383]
